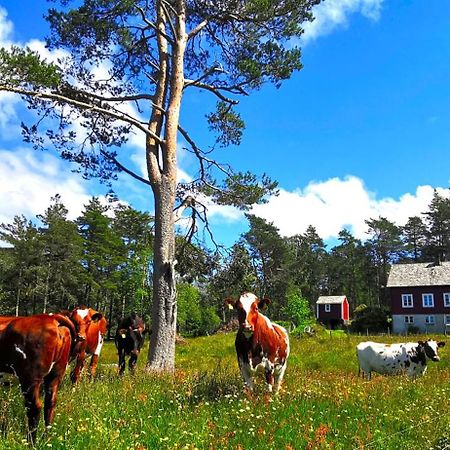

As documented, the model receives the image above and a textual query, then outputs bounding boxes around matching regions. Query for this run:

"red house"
[316,295,350,328]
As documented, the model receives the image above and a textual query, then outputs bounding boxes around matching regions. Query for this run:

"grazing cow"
[226,292,290,393]
[0,314,76,443]
[67,307,107,383]
[115,313,146,375]
[357,339,445,380]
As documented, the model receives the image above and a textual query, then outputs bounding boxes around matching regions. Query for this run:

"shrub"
[349,304,390,333]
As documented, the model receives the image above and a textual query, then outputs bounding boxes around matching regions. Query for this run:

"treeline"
[1,190,450,335]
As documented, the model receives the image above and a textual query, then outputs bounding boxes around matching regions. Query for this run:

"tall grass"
[1,331,450,449]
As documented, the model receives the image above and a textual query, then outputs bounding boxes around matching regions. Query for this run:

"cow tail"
[52,314,77,349]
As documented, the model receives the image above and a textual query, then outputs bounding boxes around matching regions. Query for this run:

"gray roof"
[387,262,450,287]
[316,295,347,304]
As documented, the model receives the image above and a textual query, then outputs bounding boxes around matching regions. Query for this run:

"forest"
[1,189,450,337]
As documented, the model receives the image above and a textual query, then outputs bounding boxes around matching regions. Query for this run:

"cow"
[67,306,107,383]
[225,292,290,393]
[115,313,146,375]
[0,314,76,443]
[357,339,445,380]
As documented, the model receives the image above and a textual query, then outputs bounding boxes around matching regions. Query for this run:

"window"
[444,293,450,307]
[324,304,331,313]
[422,293,434,308]
[445,315,450,325]
[402,294,413,308]
[404,316,414,324]
[425,315,435,325]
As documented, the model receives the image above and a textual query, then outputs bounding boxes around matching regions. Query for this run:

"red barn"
[316,295,350,328]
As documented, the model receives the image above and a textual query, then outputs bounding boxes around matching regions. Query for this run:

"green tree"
[287,225,327,307]
[0,215,44,315]
[401,216,427,262]
[37,194,84,312]
[283,287,313,331]
[0,0,320,370]
[243,214,292,316]
[365,217,402,305]
[423,191,450,263]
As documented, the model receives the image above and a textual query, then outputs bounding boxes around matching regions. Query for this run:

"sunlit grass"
[1,331,450,449]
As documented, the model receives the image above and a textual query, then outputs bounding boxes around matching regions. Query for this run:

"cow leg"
[71,350,86,383]
[273,362,287,394]
[128,353,138,374]
[238,358,255,391]
[265,368,274,392]
[43,374,61,427]
[89,354,99,378]
[21,380,42,444]
[118,349,126,375]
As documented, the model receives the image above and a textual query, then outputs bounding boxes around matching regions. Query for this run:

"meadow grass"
[1,331,450,449]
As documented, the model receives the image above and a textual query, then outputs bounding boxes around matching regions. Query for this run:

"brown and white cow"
[226,292,290,393]
[0,314,76,443]
[67,307,107,383]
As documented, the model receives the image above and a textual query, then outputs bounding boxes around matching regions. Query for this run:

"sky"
[1,0,450,249]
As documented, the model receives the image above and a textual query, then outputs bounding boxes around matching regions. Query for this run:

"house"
[316,295,349,328]
[387,262,450,334]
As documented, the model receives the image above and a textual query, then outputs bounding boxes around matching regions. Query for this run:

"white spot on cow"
[14,345,27,360]
[94,331,104,356]
[239,292,258,314]
[77,309,89,319]
[46,362,55,376]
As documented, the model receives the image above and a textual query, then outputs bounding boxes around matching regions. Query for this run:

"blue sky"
[1,0,450,248]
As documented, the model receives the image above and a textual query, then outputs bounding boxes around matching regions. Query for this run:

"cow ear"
[258,298,271,309]
[91,312,103,322]
[224,298,236,310]
[438,341,446,348]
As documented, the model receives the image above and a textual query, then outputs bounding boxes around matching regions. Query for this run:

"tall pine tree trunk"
[147,178,177,371]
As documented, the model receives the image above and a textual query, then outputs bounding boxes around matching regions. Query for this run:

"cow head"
[225,292,270,336]
[418,339,445,362]
[118,314,146,355]
[69,307,103,342]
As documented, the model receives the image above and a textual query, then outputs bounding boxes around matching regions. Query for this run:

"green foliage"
[283,287,314,330]
[206,102,245,147]
[0,46,61,88]
[349,304,391,333]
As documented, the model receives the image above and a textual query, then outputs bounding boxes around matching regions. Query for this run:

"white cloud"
[0,7,13,47]
[250,176,447,241]
[303,0,384,43]
[0,148,93,227]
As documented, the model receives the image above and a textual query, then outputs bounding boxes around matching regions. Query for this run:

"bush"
[349,304,390,333]
[283,287,314,331]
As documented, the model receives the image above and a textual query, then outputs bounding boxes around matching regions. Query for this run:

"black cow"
[115,313,146,375]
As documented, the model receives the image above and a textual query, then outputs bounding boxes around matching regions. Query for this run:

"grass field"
[1,331,450,449]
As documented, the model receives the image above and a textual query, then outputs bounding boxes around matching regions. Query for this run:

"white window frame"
[404,316,414,324]
[324,304,331,313]
[402,294,413,308]
[445,315,450,325]
[422,293,434,308]
[444,293,450,307]
[425,315,435,325]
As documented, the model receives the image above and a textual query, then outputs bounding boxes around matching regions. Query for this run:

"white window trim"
[444,293,450,307]
[425,315,435,325]
[402,294,414,308]
[404,315,414,324]
[445,315,450,325]
[422,293,434,308]
[324,304,331,313]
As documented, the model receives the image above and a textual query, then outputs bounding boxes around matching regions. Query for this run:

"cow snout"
[77,333,86,341]
[433,356,440,362]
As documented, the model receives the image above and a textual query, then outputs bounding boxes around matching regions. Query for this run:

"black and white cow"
[357,339,445,380]
[115,314,146,375]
